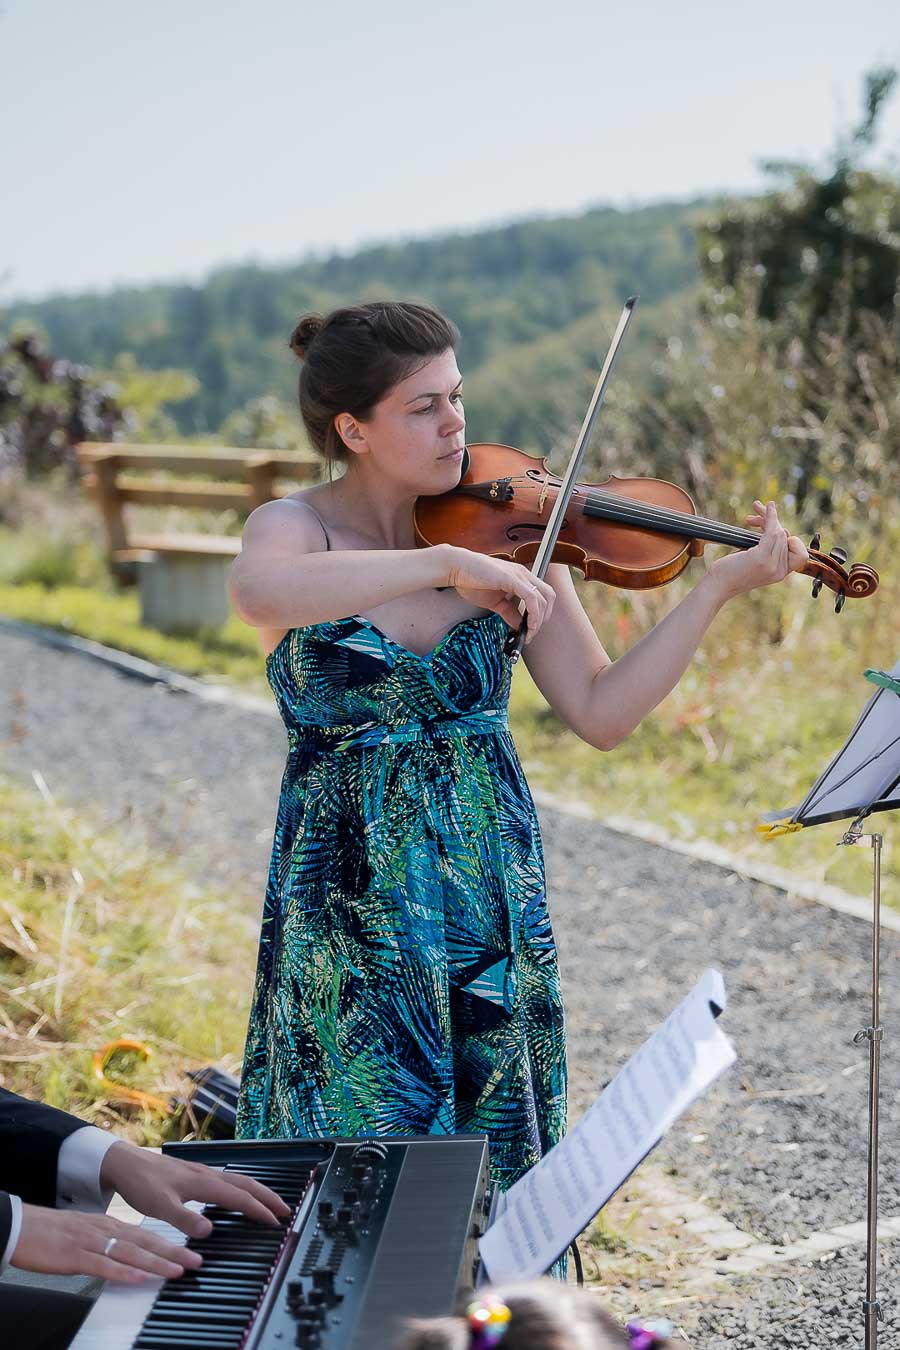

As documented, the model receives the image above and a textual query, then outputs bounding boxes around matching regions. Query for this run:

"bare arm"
[229,499,556,634]
[525,501,808,751]
[228,501,451,628]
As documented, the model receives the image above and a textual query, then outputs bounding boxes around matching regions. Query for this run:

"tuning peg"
[812,577,823,598]
[835,592,846,614]
[809,532,821,551]
[829,546,848,567]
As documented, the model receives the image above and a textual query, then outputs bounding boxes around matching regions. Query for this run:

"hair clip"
[466,1296,512,1347]
[627,1318,673,1348]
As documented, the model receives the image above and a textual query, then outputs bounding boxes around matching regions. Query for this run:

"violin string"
[571,487,761,547]
[515,475,761,546]
[581,495,760,547]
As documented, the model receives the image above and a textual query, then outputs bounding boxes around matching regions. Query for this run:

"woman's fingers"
[493,564,553,640]
[787,534,810,571]
[515,574,554,641]
[450,549,555,639]
[495,597,526,629]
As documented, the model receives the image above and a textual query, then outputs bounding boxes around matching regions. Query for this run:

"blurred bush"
[0,327,124,492]
[219,393,309,451]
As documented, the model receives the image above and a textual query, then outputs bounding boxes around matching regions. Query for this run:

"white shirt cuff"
[1,1195,23,1269]
[57,1126,119,1212]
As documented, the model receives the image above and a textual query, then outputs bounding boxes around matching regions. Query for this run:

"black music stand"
[759,660,900,1349]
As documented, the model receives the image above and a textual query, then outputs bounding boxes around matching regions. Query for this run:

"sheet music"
[479,969,736,1281]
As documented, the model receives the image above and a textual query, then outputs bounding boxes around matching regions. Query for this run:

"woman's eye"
[413,394,462,415]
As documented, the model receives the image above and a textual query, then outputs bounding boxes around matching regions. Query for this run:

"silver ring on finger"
[103,1236,118,1257]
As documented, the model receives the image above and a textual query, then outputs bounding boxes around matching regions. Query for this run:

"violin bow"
[504,295,640,661]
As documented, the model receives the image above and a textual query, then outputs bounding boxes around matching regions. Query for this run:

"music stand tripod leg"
[843,824,885,1348]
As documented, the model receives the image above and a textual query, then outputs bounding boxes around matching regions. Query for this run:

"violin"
[414,442,880,613]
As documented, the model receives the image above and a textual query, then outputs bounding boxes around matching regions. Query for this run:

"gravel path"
[2,623,898,1346]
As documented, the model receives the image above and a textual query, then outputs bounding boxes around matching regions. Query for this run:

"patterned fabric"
[236,610,567,1193]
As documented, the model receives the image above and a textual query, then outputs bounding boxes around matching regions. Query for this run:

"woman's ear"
[334,413,369,456]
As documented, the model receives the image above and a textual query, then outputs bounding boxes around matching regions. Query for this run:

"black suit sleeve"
[0,1087,87,1209]
[0,1192,11,1260]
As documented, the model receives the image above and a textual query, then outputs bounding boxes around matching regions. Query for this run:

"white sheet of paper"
[478,968,736,1281]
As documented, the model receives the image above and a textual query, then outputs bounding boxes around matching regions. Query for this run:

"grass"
[0,583,269,694]
[0,773,258,1143]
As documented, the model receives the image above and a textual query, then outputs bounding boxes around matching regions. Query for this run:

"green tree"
[103,353,199,442]
[699,66,899,342]
[625,67,899,543]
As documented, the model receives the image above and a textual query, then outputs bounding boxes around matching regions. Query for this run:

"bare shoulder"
[240,493,329,557]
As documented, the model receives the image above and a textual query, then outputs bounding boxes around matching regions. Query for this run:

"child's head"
[398,1279,631,1350]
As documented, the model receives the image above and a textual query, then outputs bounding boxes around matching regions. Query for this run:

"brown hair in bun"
[288,314,325,361]
[289,301,459,466]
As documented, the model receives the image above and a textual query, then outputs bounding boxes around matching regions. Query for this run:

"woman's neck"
[326,465,418,549]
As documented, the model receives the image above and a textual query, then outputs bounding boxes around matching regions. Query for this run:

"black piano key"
[163,1277,260,1292]
[135,1331,242,1348]
[146,1308,250,1326]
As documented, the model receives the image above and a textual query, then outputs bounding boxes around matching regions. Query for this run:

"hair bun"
[289,314,325,360]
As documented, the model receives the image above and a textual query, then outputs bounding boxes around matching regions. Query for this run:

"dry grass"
[0,771,259,1142]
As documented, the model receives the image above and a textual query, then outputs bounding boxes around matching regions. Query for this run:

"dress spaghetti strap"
[298,500,331,551]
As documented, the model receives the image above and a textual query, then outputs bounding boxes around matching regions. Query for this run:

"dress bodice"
[265,612,512,746]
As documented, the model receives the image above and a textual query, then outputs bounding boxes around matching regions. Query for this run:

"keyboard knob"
[342,1188,359,1205]
[350,1141,388,1165]
[295,1306,325,1328]
[312,1269,335,1293]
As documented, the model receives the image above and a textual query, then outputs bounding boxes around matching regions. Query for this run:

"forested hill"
[3,197,709,444]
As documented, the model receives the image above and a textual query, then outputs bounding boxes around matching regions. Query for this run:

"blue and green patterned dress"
[236,609,567,1193]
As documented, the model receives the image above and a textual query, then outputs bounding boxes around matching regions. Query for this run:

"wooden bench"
[77,442,320,631]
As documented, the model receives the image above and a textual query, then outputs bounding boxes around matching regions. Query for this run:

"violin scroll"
[805,534,879,613]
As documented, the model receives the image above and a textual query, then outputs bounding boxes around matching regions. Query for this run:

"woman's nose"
[442,404,465,434]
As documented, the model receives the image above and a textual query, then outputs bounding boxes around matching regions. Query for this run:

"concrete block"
[137,554,231,633]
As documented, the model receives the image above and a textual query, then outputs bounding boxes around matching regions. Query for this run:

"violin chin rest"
[459,446,470,481]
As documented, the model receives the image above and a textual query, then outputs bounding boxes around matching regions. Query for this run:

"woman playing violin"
[230,300,807,1192]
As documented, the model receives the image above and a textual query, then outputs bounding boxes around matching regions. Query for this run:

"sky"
[2,0,898,302]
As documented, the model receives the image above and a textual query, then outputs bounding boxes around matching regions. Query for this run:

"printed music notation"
[479,968,736,1281]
